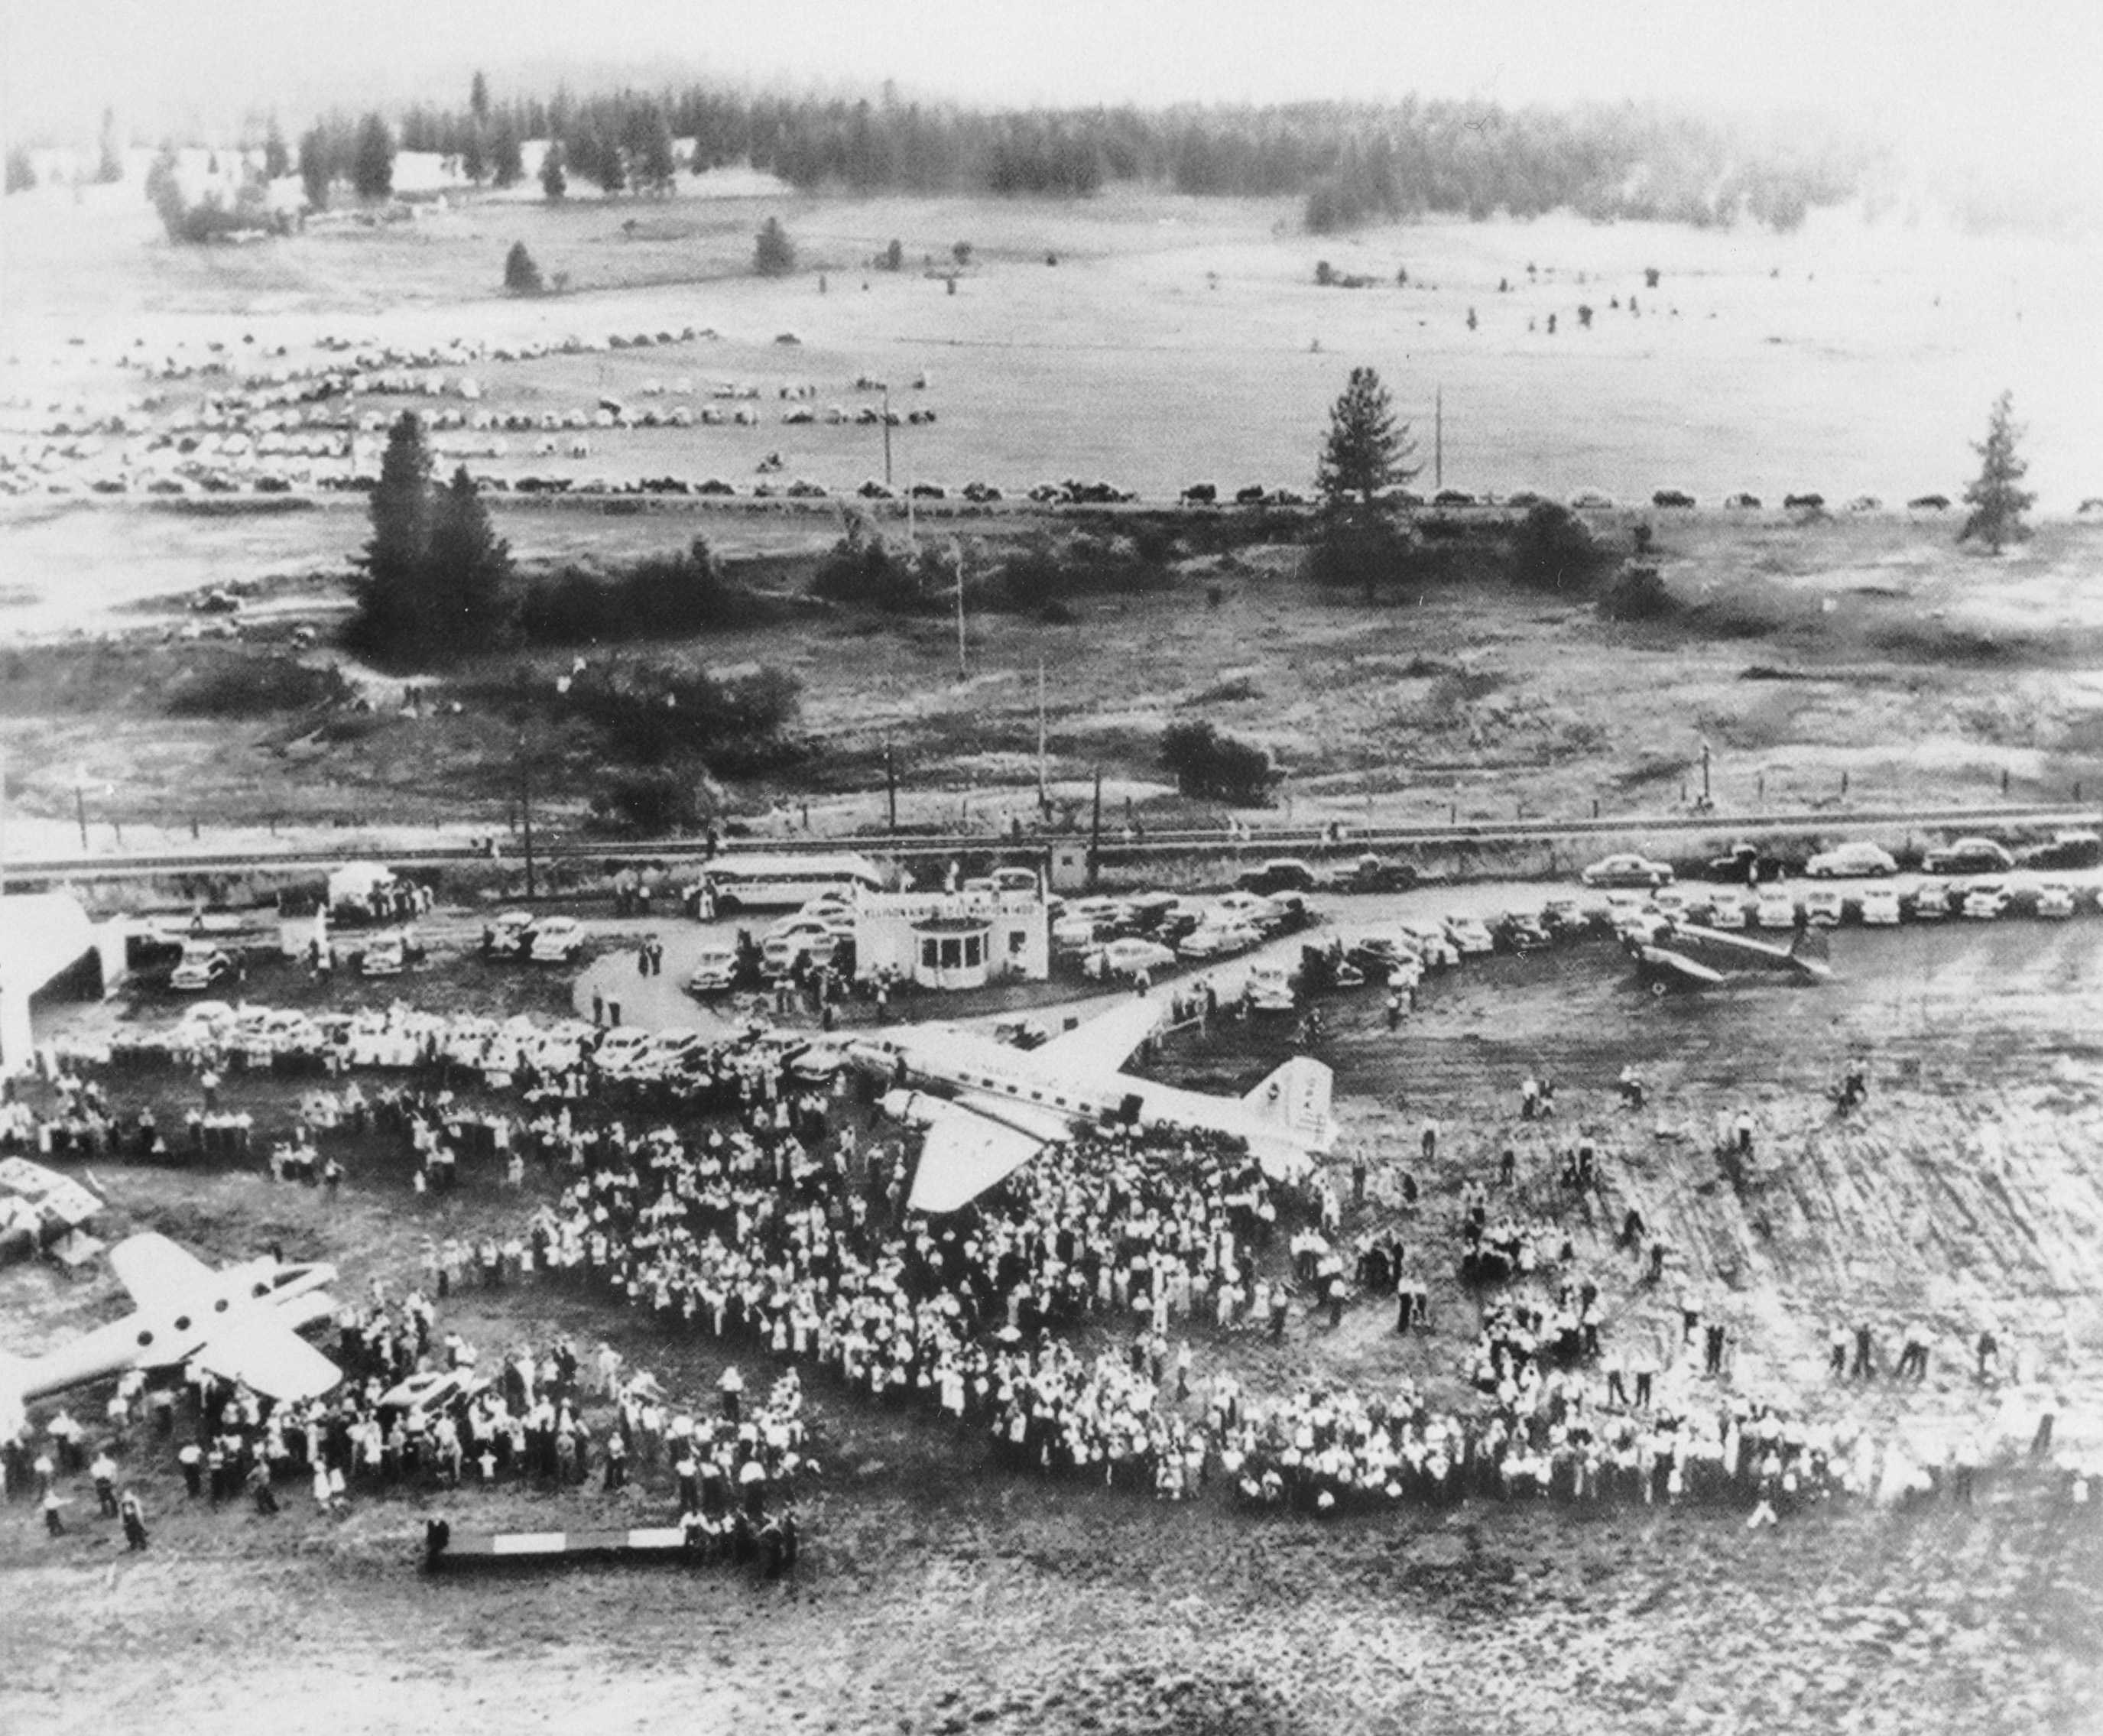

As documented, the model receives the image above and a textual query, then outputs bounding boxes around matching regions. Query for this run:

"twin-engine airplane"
[1628,919,1832,997]
[851,996,1338,1212]
[2,1232,343,1434]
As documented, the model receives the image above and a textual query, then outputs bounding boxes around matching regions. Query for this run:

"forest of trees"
[355,79,1867,231]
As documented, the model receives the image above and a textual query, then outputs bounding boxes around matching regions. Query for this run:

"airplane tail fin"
[1241,1056,1338,1152]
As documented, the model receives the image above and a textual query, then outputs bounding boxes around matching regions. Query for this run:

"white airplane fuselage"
[856,1024,1332,1174]
[10,1257,339,1407]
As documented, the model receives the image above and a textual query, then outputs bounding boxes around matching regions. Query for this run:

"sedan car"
[1923,837,2014,875]
[1493,912,1552,952]
[1705,890,1748,930]
[1802,887,1846,928]
[1806,842,1898,878]
[2033,881,2079,920]
[1907,879,1952,921]
[686,946,742,995]
[1347,936,1425,988]
[529,917,586,962]
[1753,891,1799,930]
[1961,878,2011,920]
[1086,937,1177,981]
[170,940,237,993]
[2017,830,2103,872]
[1394,919,1459,969]
[1443,914,1496,956]
[1580,853,1674,890]
[1177,921,1263,960]
[1237,858,1318,895]
[1859,886,1903,926]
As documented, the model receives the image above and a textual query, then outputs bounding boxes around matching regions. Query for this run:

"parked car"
[1924,837,2014,875]
[1705,890,1748,930]
[359,931,413,978]
[2033,881,2079,920]
[1322,853,1419,894]
[1212,890,1286,932]
[529,917,586,963]
[482,910,538,957]
[1753,891,1799,930]
[1650,887,1711,925]
[1086,937,1177,981]
[2017,830,2103,871]
[1394,918,1459,969]
[1177,920,1262,960]
[590,1027,657,1076]
[1961,878,2011,920]
[1802,887,1846,928]
[686,945,742,996]
[1539,896,1588,938]
[1053,913,1121,952]
[170,939,237,993]
[1806,842,1898,878]
[1859,886,1903,926]
[1346,936,1424,988]
[1907,879,1952,921]
[761,919,840,975]
[1580,853,1674,889]
[1238,858,1317,894]
[1493,912,1552,952]
[1706,842,1790,884]
[1443,913,1496,956]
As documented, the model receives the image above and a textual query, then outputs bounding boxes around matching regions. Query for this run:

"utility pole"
[953,540,967,679]
[881,387,894,488]
[884,741,898,832]
[519,741,537,901]
[74,775,89,852]
[1701,741,1712,806]
[1433,385,1443,493]
[1088,767,1103,890]
[1036,656,1049,810]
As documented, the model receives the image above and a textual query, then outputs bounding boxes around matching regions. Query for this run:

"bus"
[693,852,888,916]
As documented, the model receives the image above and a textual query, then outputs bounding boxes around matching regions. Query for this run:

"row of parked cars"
[1579,831,2101,891]
[1061,887,1317,981]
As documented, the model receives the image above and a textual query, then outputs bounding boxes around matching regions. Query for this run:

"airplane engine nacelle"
[879,1089,949,1128]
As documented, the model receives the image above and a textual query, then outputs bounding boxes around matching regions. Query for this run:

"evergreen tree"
[424,466,514,660]
[470,70,491,123]
[263,120,290,181]
[1316,365,1417,507]
[1958,391,2035,553]
[490,120,524,188]
[636,115,677,193]
[351,112,394,200]
[297,125,331,208]
[504,241,544,294]
[460,128,488,185]
[539,138,567,200]
[754,216,797,276]
[350,412,437,660]
[95,108,124,183]
[592,144,627,196]
[144,145,187,240]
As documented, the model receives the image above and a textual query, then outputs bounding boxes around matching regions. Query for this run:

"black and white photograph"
[2,2,2101,1730]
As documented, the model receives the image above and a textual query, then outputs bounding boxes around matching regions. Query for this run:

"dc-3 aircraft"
[1628,919,1832,998]
[2,1232,342,1433]
[849,996,1338,1212]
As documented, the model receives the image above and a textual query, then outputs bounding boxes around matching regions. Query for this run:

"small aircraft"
[850,996,1337,1212]
[2,1231,342,1434]
[1628,918,1832,998]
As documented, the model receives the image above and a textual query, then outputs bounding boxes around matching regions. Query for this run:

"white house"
[853,884,1050,992]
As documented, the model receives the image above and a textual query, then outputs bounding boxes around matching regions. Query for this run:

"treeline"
[374,79,1865,229]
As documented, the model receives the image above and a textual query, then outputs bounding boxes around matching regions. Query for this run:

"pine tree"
[539,138,567,200]
[351,412,436,660]
[490,121,524,188]
[504,241,543,294]
[351,112,394,200]
[263,121,290,181]
[1316,365,1417,507]
[298,125,331,209]
[460,129,488,185]
[470,70,492,124]
[636,115,677,194]
[424,467,514,660]
[1958,391,2035,554]
[754,216,796,277]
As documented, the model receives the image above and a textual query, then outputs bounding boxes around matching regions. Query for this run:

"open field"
[6,905,2103,1734]
[7,185,2103,510]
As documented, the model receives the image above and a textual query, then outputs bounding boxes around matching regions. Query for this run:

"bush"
[1509,501,1612,594]
[1306,511,1423,602]
[1161,720,1277,804]
[586,765,717,834]
[810,530,937,613]
[504,242,544,294]
[1598,564,1676,622]
[164,656,354,716]
[754,216,797,277]
[515,539,775,644]
[476,656,802,775]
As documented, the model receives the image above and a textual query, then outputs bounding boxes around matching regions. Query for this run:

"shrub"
[754,216,797,277]
[1306,511,1423,602]
[810,530,940,613]
[164,656,354,716]
[1598,563,1676,622]
[587,765,716,834]
[503,242,544,294]
[515,539,774,644]
[1161,720,1278,804]
[488,656,802,774]
[1509,501,1611,594]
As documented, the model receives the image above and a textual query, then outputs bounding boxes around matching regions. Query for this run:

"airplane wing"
[108,1232,218,1313]
[1638,946,1726,988]
[190,1313,343,1402]
[907,1104,1048,1215]
[1033,997,1166,1075]
[957,1092,1077,1145]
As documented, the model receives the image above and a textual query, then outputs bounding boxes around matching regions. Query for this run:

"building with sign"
[852,881,1050,991]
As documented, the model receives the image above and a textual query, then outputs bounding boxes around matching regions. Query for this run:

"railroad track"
[5,803,2095,887]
